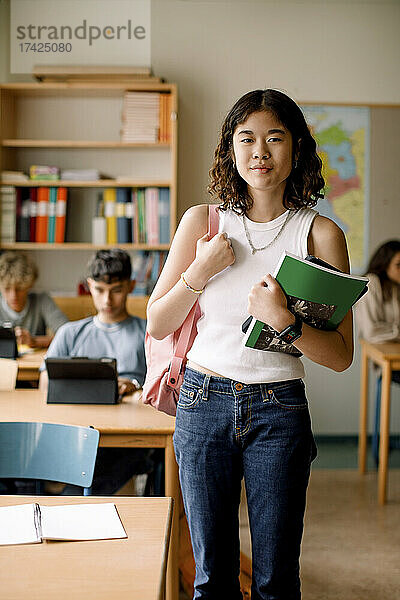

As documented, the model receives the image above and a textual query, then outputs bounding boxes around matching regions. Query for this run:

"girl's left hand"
[247,274,289,330]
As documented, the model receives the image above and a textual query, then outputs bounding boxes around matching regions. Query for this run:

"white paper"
[40,503,127,541]
[0,504,41,546]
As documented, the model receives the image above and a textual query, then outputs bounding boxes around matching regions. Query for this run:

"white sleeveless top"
[186,207,318,384]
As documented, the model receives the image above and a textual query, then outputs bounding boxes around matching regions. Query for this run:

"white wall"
[1,0,399,433]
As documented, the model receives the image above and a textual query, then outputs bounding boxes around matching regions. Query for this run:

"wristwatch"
[276,314,303,345]
[131,378,141,390]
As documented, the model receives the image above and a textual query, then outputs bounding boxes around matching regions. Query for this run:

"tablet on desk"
[45,357,120,405]
[0,326,18,359]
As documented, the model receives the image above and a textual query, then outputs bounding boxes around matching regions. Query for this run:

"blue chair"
[372,375,400,466]
[0,422,99,496]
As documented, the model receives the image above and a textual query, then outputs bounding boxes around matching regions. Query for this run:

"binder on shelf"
[55,187,67,243]
[29,187,37,241]
[116,188,131,243]
[92,216,107,245]
[46,357,120,405]
[125,193,134,243]
[103,188,117,244]
[35,187,49,243]
[159,187,170,244]
[145,187,159,244]
[131,188,139,243]
[0,186,17,243]
[47,187,57,243]
[20,190,31,242]
[15,187,22,241]
[136,188,146,243]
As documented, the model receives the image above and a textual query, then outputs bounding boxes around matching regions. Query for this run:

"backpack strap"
[168,205,219,385]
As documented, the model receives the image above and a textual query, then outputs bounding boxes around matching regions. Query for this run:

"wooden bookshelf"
[3,180,171,188]
[0,242,170,251]
[2,140,170,148]
[0,80,177,293]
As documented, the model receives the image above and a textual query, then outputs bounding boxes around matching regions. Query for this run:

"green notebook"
[242,251,369,355]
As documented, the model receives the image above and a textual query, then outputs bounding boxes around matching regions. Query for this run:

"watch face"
[277,317,303,344]
[282,330,301,344]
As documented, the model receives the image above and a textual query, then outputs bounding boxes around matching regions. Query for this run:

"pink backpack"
[142,205,219,416]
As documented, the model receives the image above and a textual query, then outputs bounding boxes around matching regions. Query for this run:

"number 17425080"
[19,42,72,52]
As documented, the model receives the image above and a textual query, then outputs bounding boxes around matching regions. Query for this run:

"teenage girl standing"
[147,89,353,600]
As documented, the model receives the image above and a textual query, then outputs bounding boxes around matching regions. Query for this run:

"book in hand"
[0,502,127,546]
[242,251,369,355]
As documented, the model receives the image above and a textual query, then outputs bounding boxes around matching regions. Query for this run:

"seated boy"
[0,251,68,348]
[39,249,153,495]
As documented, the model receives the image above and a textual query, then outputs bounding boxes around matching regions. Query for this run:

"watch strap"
[276,314,303,344]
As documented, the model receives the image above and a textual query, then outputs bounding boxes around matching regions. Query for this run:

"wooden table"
[358,339,400,504]
[0,495,172,600]
[17,349,46,381]
[0,390,179,600]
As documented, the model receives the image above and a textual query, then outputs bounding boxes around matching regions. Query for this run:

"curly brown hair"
[0,251,38,288]
[208,89,325,214]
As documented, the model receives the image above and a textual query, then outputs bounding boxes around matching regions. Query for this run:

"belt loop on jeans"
[261,383,269,403]
[201,374,210,401]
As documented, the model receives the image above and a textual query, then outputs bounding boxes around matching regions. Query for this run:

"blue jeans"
[173,367,317,600]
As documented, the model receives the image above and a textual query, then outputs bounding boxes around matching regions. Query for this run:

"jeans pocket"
[177,382,201,410]
[268,380,308,410]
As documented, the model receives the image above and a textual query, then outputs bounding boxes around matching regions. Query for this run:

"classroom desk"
[16,349,46,381]
[0,390,179,600]
[358,339,400,504]
[0,495,173,600]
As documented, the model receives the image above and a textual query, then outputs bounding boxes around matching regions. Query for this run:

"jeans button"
[235,383,243,391]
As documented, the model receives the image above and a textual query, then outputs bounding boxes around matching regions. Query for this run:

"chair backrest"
[0,422,99,488]
[52,295,148,321]
[0,359,18,390]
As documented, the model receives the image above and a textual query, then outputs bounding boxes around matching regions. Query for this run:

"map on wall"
[300,105,370,274]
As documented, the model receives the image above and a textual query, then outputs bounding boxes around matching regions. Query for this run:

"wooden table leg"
[165,435,180,600]
[358,346,369,474]
[378,362,391,505]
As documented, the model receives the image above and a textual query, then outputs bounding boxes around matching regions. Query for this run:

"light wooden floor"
[180,469,400,599]
[239,469,400,600]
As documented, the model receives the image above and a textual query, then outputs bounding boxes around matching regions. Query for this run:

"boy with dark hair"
[40,249,152,494]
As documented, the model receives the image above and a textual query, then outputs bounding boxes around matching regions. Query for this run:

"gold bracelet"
[180,272,204,295]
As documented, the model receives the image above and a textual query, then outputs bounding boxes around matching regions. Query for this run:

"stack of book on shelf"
[30,165,60,180]
[61,169,101,181]
[1,171,29,183]
[92,187,170,245]
[121,92,171,143]
[0,186,67,244]
[33,65,161,84]
[132,250,168,296]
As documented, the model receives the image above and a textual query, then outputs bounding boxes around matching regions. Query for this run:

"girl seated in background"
[356,240,400,347]
[356,240,400,464]
[0,251,68,348]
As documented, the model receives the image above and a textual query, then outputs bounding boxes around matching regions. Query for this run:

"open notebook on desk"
[0,502,127,546]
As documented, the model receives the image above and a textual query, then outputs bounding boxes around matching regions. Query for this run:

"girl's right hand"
[194,231,235,281]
